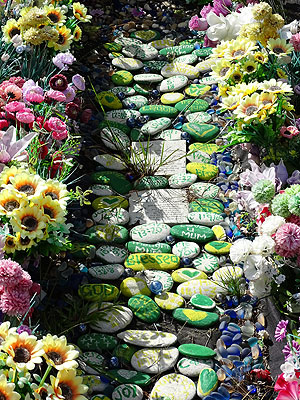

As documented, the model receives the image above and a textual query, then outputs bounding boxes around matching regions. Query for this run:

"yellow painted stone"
[151,39,175,49]
[154,292,185,310]
[125,253,180,271]
[177,279,224,299]
[162,62,199,79]
[78,284,119,301]
[183,309,207,321]
[189,143,220,154]
[185,85,210,97]
[92,196,128,211]
[204,241,232,255]
[97,91,123,110]
[212,225,226,240]
[172,268,207,283]
[161,92,184,105]
[186,163,218,181]
[213,266,243,282]
[120,277,151,298]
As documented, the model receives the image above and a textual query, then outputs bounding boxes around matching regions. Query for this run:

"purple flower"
[274,320,289,342]
[17,325,32,335]
[63,86,76,103]
[201,4,213,18]
[287,170,300,185]
[270,160,288,187]
[72,74,85,91]
[131,7,145,17]
[294,85,300,95]
[53,52,76,71]
[189,15,208,31]
[0,235,4,260]
[283,340,300,360]
[212,0,232,16]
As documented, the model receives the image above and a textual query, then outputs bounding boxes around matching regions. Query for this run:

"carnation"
[288,193,300,216]
[261,215,286,235]
[252,179,275,203]
[0,259,23,287]
[272,193,291,218]
[229,238,253,263]
[0,287,31,316]
[252,235,275,256]
[285,184,300,196]
[275,223,300,256]
[189,15,208,31]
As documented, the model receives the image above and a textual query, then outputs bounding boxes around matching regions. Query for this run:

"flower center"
[20,237,31,246]
[273,47,284,54]
[262,99,271,105]
[44,207,54,218]
[14,347,31,363]
[4,200,19,211]
[18,184,35,195]
[57,33,66,45]
[47,351,63,365]
[269,85,282,91]
[9,28,20,38]
[245,105,258,116]
[48,12,59,23]
[233,50,245,57]
[220,67,229,77]
[246,65,255,72]
[0,391,7,400]
[59,383,73,400]
[22,216,38,231]
[45,191,59,200]
[6,238,14,247]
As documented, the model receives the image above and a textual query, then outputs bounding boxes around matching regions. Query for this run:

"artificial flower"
[0,374,20,400]
[48,25,73,51]
[251,235,275,256]
[254,51,268,63]
[261,215,286,235]
[243,58,258,74]
[50,369,88,400]
[40,197,65,225]
[229,238,253,263]
[10,204,48,240]
[259,78,293,93]
[3,235,17,254]
[42,334,78,370]
[189,15,208,31]
[8,172,44,199]
[73,26,82,41]
[224,38,257,60]
[233,92,261,122]
[44,5,66,25]
[0,190,27,216]
[267,38,294,56]
[211,59,232,80]
[72,2,91,22]
[41,180,68,205]
[274,320,289,342]
[2,19,21,43]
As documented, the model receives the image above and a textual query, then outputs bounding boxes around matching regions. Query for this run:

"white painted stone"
[189,183,219,198]
[123,95,148,108]
[88,264,125,280]
[212,266,243,282]
[131,348,179,374]
[122,44,158,60]
[89,302,133,333]
[101,127,130,151]
[106,110,140,123]
[112,384,143,400]
[161,62,199,79]
[144,270,174,292]
[111,86,136,96]
[169,173,197,188]
[141,117,172,135]
[93,154,126,170]
[159,75,188,92]
[195,58,217,72]
[175,54,198,64]
[186,111,212,123]
[193,254,219,274]
[90,185,114,196]
[133,73,163,83]
[112,57,144,70]
[150,373,196,400]
[187,150,211,163]
[96,245,128,263]
[130,222,170,244]
[177,357,214,377]
[188,212,224,226]
[117,330,177,347]
[176,279,224,299]
[172,241,200,258]
[156,129,182,141]
[115,37,142,46]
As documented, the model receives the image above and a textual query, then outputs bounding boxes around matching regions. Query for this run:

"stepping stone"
[89,303,133,333]
[126,241,171,253]
[186,163,219,180]
[111,70,134,86]
[128,295,161,323]
[172,242,200,259]
[159,75,188,93]
[170,224,215,244]
[125,253,180,271]
[117,330,177,347]
[107,369,151,386]
[177,279,222,299]
[193,254,219,273]
[120,277,151,298]
[177,357,214,377]
[188,212,224,226]
[204,241,232,255]
[89,264,125,280]
[131,347,179,374]
[150,373,196,400]
[185,84,210,98]
[182,123,219,142]
[154,292,185,310]
[78,333,118,351]
[112,384,143,400]
[178,344,216,359]
[130,222,170,243]
[197,368,218,398]
[190,294,216,310]
[172,268,207,283]
[172,308,219,328]
[189,183,219,198]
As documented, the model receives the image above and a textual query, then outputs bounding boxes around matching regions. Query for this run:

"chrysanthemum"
[221,94,241,110]
[2,19,21,43]
[224,38,257,61]
[3,236,17,254]
[0,374,20,400]
[0,190,27,216]
[258,79,293,94]
[274,320,288,342]
[272,193,291,218]
[229,238,253,264]
[41,180,68,206]
[23,27,45,45]
[43,5,66,25]
[48,25,73,51]
[72,3,92,22]
[251,235,275,256]
[18,7,50,30]
[42,334,78,370]
[243,58,258,74]
[211,59,232,81]
[39,197,65,226]
[73,26,82,42]
[288,193,300,216]
[0,258,23,287]
[8,173,45,199]
[261,215,286,236]
[254,51,268,64]
[10,204,48,240]
[267,38,294,56]
[50,369,88,400]
[0,322,16,346]
[275,223,300,256]
[233,92,261,122]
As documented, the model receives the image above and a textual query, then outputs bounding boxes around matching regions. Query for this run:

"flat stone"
[104,42,122,52]
[131,347,179,374]
[139,105,178,118]
[143,60,168,71]
[187,149,211,163]
[125,253,180,271]
[134,176,168,190]
[120,277,151,298]
[172,242,200,259]
[176,54,198,64]
[96,245,128,263]
[197,368,218,398]
[193,254,219,273]
[106,109,140,123]
[178,344,216,359]
[94,154,126,170]
[193,47,213,57]
[185,85,210,98]
[195,58,217,73]
[189,183,219,198]
[190,294,216,310]
[198,76,219,85]
[111,86,136,96]
[144,270,174,291]
[141,117,172,135]
[133,73,163,83]
[82,376,106,393]
[117,330,177,347]
[101,127,130,151]
[186,111,212,123]
[78,284,119,301]
[188,212,224,226]
[123,95,148,108]
[131,30,160,42]
[107,369,151,386]
[126,241,171,253]
[186,163,219,180]
[159,75,188,93]
[123,44,158,60]
[128,295,161,323]
[151,39,175,49]
[212,225,226,240]
[80,351,105,374]
[115,37,143,46]
[161,62,199,79]
[212,266,243,282]
[90,184,114,196]
[89,264,125,280]
[91,171,133,195]
[172,268,207,283]
[189,143,220,154]
[97,91,123,109]
[70,243,96,260]
[111,70,134,86]
[85,225,128,244]
[99,120,131,135]
[113,343,138,364]
[157,129,182,141]
[177,279,222,299]
[169,173,197,188]
[92,196,128,211]
[78,333,118,351]
[204,241,232,255]
[170,224,215,244]
[154,292,185,310]
[92,208,129,226]
[112,57,144,70]
[177,358,214,377]
[182,123,219,142]
[189,198,224,213]
[172,308,219,328]
[150,374,196,400]
[89,302,133,333]
[112,384,143,400]
[175,99,209,113]
[133,84,149,96]
[161,92,185,104]
[159,44,194,56]
[130,222,170,244]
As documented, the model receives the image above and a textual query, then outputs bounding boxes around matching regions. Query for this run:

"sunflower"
[15,233,36,252]
[32,384,54,400]
[40,197,65,226]
[10,204,48,240]
[243,58,258,74]
[221,94,242,110]
[42,334,79,370]
[267,38,294,56]
[3,236,17,254]
[72,3,92,22]
[50,369,88,400]
[0,374,20,400]
[277,68,288,80]
[43,5,66,25]
[3,332,44,371]
[73,25,82,41]
[211,59,233,81]
[230,67,243,84]
[224,38,257,61]
[218,83,230,98]
[0,190,27,216]
[258,78,293,94]
[211,41,234,59]
[0,167,26,187]
[48,25,73,51]
[0,322,16,346]
[259,92,277,110]
[233,92,261,122]
[2,19,21,42]
[41,180,68,206]
[8,173,45,199]
[254,51,268,64]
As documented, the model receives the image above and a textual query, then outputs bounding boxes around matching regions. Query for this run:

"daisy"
[259,79,293,94]
[72,3,91,22]
[243,58,258,74]
[2,19,20,43]
[224,38,257,61]
[48,26,73,52]
[42,334,78,370]
[267,38,294,56]
[254,51,268,64]
[221,94,242,110]
[233,92,261,122]
[41,179,68,206]
[50,369,88,400]
[211,59,232,81]
[43,5,66,25]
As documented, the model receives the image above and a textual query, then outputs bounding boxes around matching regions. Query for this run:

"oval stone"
[141,117,172,135]
[117,330,177,347]
[80,351,105,374]
[176,54,198,64]
[178,344,216,359]
[195,58,217,73]
[159,44,194,56]
[111,70,134,86]
[123,44,158,61]
[134,176,168,190]
[78,333,118,351]
[190,294,216,310]
[204,241,232,255]
[177,357,214,377]
[199,76,219,85]
[92,208,129,226]
[154,292,185,310]
[212,225,226,240]
[125,253,180,271]
[107,369,151,386]
[111,86,136,96]
[172,308,219,328]
[172,268,207,283]
[188,212,224,226]
[106,109,140,123]
[186,149,210,164]
[101,127,130,151]
[189,143,220,155]
[131,30,160,42]
[112,384,143,400]
[177,279,222,299]
[96,245,128,263]
[130,223,171,244]
[89,264,125,280]
[112,57,144,71]
[193,254,219,273]
[78,284,119,301]
[189,198,224,214]
[131,347,179,374]
[182,123,219,142]
[94,154,126,170]
[90,184,114,196]
[97,91,123,110]
[123,95,148,109]
[85,225,128,244]
[92,196,128,210]
[186,111,212,123]
[186,163,219,180]
[185,85,210,98]
[161,92,185,104]
[150,374,196,400]
[89,303,133,333]
[159,75,188,93]
[126,241,171,253]
[151,39,175,49]
[128,295,161,323]
[120,277,151,298]
[172,242,200,258]
[175,99,209,113]
[169,173,197,188]
[189,183,219,198]
[133,73,163,83]
[161,62,199,79]
[144,270,174,291]
[170,224,215,244]
[157,129,182,141]
[91,171,133,195]
[212,266,243,282]
[139,105,178,118]
[193,47,213,57]
[197,368,218,398]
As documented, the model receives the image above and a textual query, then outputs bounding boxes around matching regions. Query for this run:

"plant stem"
[38,365,52,388]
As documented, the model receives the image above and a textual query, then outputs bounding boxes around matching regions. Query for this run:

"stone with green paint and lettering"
[177,358,214,377]
[113,343,138,364]
[159,75,188,93]
[130,222,170,244]
[186,162,219,180]
[139,105,178,118]
[186,111,212,124]
[80,352,105,373]
[130,128,145,141]
[187,149,210,163]
[107,369,151,386]
[91,184,114,196]
[195,58,217,73]
[85,225,128,244]
[89,302,133,333]
[213,266,243,283]
[131,30,160,42]
[189,182,219,198]
[96,245,128,263]
[161,92,184,105]
[112,57,144,71]
[117,330,177,347]
[159,44,194,56]
[182,123,219,142]
[172,242,200,259]
[111,86,136,97]
[112,384,143,400]
[170,224,215,244]
[190,294,216,310]
[176,54,198,64]
[120,277,151,298]
[88,264,125,280]
[172,308,219,328]
[81,376,106,392]
[143,60,168,71]
[150,373,196,400]
[161,62,199,79]
[125,253,180,271]
[92,208,129,226]
[178,344,216,359]
[176,279,222,299]
[131,347,179,374]
[189,198,224,213]
[126,241,171,254]
[185,84,210,98]
[172,268,207,283]
[128,294,161,323]
[144,270,173,292]
[101,127,130,151]
[141,117,172,135]
[98,120,130,135]
[192,254,219,273]
[111,70,134,86]
[134,176,168,190]
[169,173,197,189]
[197,368,218,398]
[91,395,110,400]
[133,73,163,83]
[154,292,185,311]
[104,42,122,52]
[91,171,133,195]
[189,142,220,154]
[94,154,126,171]
[193,47,213,57]
[115,36,142,46]
[70,243,96,259]
[92,196,128,211]
[204,241,232,255]
[188,212,224,226]
[97,91,123,110]
[106,109,140,124]
[156,129,182,141]
[199,76,219,85]
[151,39,175,49]
[78,333,118,352]
[180,39,202,45]
[122,44,158,61]
[79,283,119,301]
[123,95,148,109]
[175,99,209,113]
[133,84,149,96]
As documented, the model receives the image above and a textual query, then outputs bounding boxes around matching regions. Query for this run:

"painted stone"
[186,111,212,123]
[92,196,128,211]
[92,208,129,226]
[193,254,219,273]
[94,154,126,171]
[189,143,220,155]
[204,241,232,255]
[120,277,151,298]
[161,62,199,79]
[91,395,110,400]
[111,70,134,86]
[112,57,144,71]
[172,308,219,328]
[131,347,179,374]
[101,127,130,151]
[150,373,196,400]
[78,333,118,351]
[186,149,210,163]
[170,224,215,244]
[144,270,174,292]
[130,223,170,244]
[188,212,224,226]
[190,294,216,310]
[89,264,125,280]
[104,42,122,52]
[112,384,143,400]
[115,37,143,46]
[199,76,219,85]
[154,292,185,310]
[99,120,131,135]
[89,302,133,333]
[169,173,197,189]
[131,30,160,42]
[176,279,222,299]
[130,128,144,141]
[91,171,133,195]
[176,54,198,64]
[78,284,119,301]
[133,74,163,83]
[81,376,106,393]
[107,369,151,386]
[134,176,168,190]
[141,117,172,135]
[160,44,194,56]
[70,243,96,260]
[122,44,158,60]
[139,105,178,118]
[189,198,224,214]
[85,225,128,244]
[186,163,219,180]
[126,241,171,254]
[113,343,138,364]
[212,225,226,240]
[123,95,148,108]
[125,253,180,271]
[96,245,128,263]
[106,109,140,124]
[133,84,149,96]
[178,344,216,359]
[91,184,114,196]
[177,358,214,377]
[151,39,175,49]
[172,268,207,283]
[182,123,219,142]
[172,242,200,259]
[185,85,210,98]
[195,58,217,73]
[197,368,218,398]
[212,266,243,282]
[97,91,123,110]
[175,99,209,113]
[111,86,136,96]
[161,92,184,104]
[143,60,168,71]
[157,129,182,141]
[189,183,219,198]
[117,330,177,347]
[193,47,213,57]
[128,295,161,323]
[159,75,188,93]
[80,352,105,371]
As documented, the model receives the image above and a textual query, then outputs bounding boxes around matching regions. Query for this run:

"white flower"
[281,357,298,381]
[274,274,286,284]
[229,239,253,263]
[244,254,264,281]
[261,215,286,236]
[249,274,272,298]
[251,235,275,256]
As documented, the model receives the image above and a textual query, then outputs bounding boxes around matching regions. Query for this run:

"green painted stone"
[112,57,144,71]
[78,333,118,351]
[189,198,224,214]
[197,368,218,397]
[110,51,122,58]
[104,42,122,52]
[134,73,163,83]
[143,60,168,71]
[126,241,171,254]
[186,163,219,180]
[111,70,133,86]
[141,117,172,135]
[175,99,209,113]
[133,84,150,96]
[204,241,232,255]
[89,264,124,280]
[151,38,175,49]
[91,395,110,400]
[130,128,145,141]
[189,183,219,198]
[123,95,148,108]
[70,242,96,259]
[125,253,180,271]
[128,295,161,323]
[120,277,151,298]
[157,129,182,141]
[98,120,130,135]
[176,54,198,64]
[106,109,140,124]
[80,351,105,370]
[111,86,136,96]
[159,44,194,56]
[186,111,212,123]
[180,39,203,45]
[134,176,168,190]
[78,284,119,301]
[97,91,123,110]
[172,308,219,328]
[199,76,219,85]
[85,225,129,244]
[170,224,215,244]
[113,344,138,364]
[188,212,224,226]
[182,123,219,143]
[178,344,216,359]
[92,196,128,211]
[193,47,213,57]
[131,30,160,42]
[91,172,133,195]
[190,294,216,310]
[193,254,219,273]
[139,105,178,118]
[144,270,173,292]
[107,369,151,386]
[101,127,130,151]
[185,84,210,98]
[189,143,220,155]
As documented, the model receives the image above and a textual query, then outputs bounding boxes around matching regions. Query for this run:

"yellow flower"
[41,180,68,206]
[224,38,257,61]
[233,92,261,122]
[0,190,27,216]
[221,94,242,110]
[39,197,65,226]
[211,59,232,81]
[254,51,268,64]
[267,38,294,56]
[42,334,79,370]
[243,58,258,74]
[73,25,82,41]
[2,19,21,42]
[3,332,44,372]
[8,172,45,199]
[50,369,88,400]
[23,27,45,45]
[258,78,293,94]
[18,7,50,30]
[15,233,36,252]
[32,384,54,400]
[0,166,26,187]
[218,83,230,98]
[277,68,288,80]
[48,25,73,51]
[0,322,16,346]
[39,26,59,42]
[259,92,277,110]
[230,82,259,97]
[252,2,272,20]
[3,236,17,254]
[211,41,233,58]
[230,67,243,84]
[282,99,295,111]
[10,204,48,240]
[0,374,20,400]
[73,3,92,22]
[43,5,66,25]
[266,13,285,30]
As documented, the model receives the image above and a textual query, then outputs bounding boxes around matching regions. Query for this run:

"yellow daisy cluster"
[0,166,68,253]
[2,2,90,49]
[239,2,284,46]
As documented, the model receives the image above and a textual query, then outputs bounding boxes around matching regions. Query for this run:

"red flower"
[38,140,49,159]
[80,108,92,123]
[49,74,68,91]
[0,119,9,129]
[65,102,80,119]
[8,76,25,88]
[35,116,45,129]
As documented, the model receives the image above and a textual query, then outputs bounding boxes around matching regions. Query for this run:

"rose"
[47,117,67,133]
[189,15,208,31]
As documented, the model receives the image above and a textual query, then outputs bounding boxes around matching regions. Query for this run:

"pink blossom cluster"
[274,223,300,259]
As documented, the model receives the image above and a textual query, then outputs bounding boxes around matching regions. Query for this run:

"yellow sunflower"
[221,94,242,110]
[10,204,48,240]
[211,41,233,59]
[3,236,17,254]
[0,190,27,216]
[211,59,233,81]
[0,374,20,400]
[43,5,66,25]
[3,332,44,372]
[2,19,21,42]
[233,92,261,122]
[15,233,36,252]
[73,25,82,41]
[0,322,16,346]
[259,92,277,110]
[72,3,92,22]
[41,180,68,206]
[267,38,294,56]
[258,78,293,94]
[224,38,257,61]
[42,334,79,370]
[8,173,45,199]
[48,25,73,51]
[39,197,65,226]
[254,51,268,64]
[50,369,88,400]
[230,67,243,84]
[243,58,258,74]
[0,166,26,187]
[277,68,288,79]
[32,384,54,400]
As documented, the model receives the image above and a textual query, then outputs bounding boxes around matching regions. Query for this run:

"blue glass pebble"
[233,361,243,368]
[204,393,226,400]
[193,78,199,84]
[243,356,253,366]
[247,385,257,394]
[165,235,175,244]
[126,117,136,128]
[224,309,237,319]
[219,321,228,332]
[221,365,233,377]
[232,297,239,307]
[194,43,201,49]
[241,294,251,303]
[241,348,251,359]
[218,346,228,358]
[232,333,242,345]
[218,386,230,400]
[227,346,241,356]
[231,393,243,400]
[255,322,265,331]
[252,363,265,369]
[207,109,215,114]
[247,337,258,347]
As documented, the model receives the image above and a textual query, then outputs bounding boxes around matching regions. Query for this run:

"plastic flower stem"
[18,293,37,328]
[38,365,52,388]
[287,333,300,369]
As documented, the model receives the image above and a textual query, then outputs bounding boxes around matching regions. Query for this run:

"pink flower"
[18,271,33,291]
[4,101,25,113]
[16,111,35,124]
[4,84,22,101]
[189,15,208,31]
[275,223,300,256]
[291,33,300,52]
[25,92,44,104]
[0,287,31,316]
[0,258,23,287]
[201,4,213,18]
[274,320,289,342]
[280,126,299,139]
[212,0,231,16]
[52,129,68,140]
[62,86,76,103]
[204,35,219,48]
[276,381,300,400]
[283,341,300,360]
[47,117,67,133]
[46,89,66,102]
[72,74,85,91]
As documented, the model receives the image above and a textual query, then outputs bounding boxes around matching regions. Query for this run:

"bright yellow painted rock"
[120,277,151,298]
[125,253,180,271]
[154,292,185,310]
[172,268,207,283]
[161,92,184,105]
[189,143,220,154]
[212,225,226,240]
[186,163,218,180]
